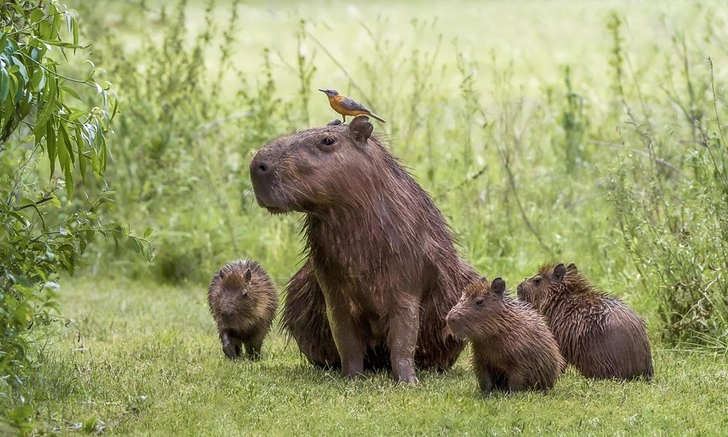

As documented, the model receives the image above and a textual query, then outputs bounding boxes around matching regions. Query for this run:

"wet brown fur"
[517,263,653,380]
[208,259,278,360]
[249,116,477,382]
[446,277,564,394]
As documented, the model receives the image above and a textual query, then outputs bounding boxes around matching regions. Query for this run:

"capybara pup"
[208,259,278,360]
[517,263,653,380]
[249,116,478,382]
[446,277,564,394]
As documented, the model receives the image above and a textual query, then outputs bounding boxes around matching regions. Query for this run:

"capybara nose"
[250,153,274,180]
[252,160,271,178]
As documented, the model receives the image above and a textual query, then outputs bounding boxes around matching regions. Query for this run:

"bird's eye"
[534,278,542,285]
[323,137,336,146]
[475,298,484,306]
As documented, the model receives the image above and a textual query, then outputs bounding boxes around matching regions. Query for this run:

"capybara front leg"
[479,370,494,395]
[244,335,263,361]
[507,374,525,393]
[220,331,241,360]
[388,305,420,384]
[327,304,365,379]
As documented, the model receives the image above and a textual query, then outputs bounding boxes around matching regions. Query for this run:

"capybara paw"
[395,373,419,384]
[340,369,363,380]
[223,344,241,359]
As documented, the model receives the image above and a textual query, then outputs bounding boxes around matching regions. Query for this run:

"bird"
[318,88,387,123]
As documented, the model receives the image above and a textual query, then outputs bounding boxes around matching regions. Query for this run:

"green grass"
[24,276,728,436]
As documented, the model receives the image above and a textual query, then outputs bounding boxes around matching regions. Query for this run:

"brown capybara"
[208,259,278,360]
[517,263,653,380]
[446,277,565,394]
[249,116,478,382]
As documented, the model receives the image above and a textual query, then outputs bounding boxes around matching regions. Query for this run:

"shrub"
[606,14,728,347]
[0,1,151,431]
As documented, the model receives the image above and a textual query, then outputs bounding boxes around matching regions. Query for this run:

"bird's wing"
[338,97,370,112]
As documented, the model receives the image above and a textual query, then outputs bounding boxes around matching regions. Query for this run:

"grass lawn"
[23,276,728,436]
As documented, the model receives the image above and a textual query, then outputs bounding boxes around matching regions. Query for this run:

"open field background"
[2,0,728,434]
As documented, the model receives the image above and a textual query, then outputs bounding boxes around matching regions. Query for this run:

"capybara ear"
[553,263,567,281]
[327,119,342,126]
[244,268,252,282]
[348,115,373,144]
[492,277,506,297]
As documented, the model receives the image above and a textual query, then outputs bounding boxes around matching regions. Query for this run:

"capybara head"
[208,262,266,329]
[250,116,385,214]
[446,277,507,339]
[516,263,580,310]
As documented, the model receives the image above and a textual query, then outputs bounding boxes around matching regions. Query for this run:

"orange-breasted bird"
[318,88,387,123]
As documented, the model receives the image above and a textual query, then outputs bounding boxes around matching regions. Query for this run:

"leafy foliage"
[601,12,728,346]
[1,1,152,431]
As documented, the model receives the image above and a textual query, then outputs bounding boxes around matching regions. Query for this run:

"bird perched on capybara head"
[249,116,478,382]
[517,263,653,380]
[447,277,565,394]
[208,259,278,360]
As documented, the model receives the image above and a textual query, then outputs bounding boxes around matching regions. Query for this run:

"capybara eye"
[323,137,336,146]
[475,298,484,306]
[534,277,542,285]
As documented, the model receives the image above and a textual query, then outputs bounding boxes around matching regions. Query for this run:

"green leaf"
[60,85,81,101]
[46,122,57,177]
[59,120,74,165]
[143,227,154,239]
[63,163,74,198]
[57,121,71,173]
[68,109,86,122]
[30,9,45,27]
[2,37,18,55]
[72,17,79,47]
[76,125,86,181]
[0,67,8,102]
[47,194,61,209]
[34,75,57,130]
[11,55,28,84]
[31,68,46,92]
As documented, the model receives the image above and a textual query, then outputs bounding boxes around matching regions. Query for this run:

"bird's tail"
[368,112,387,123]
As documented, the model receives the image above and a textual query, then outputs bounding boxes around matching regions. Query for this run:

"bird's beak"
[318,89,325,93]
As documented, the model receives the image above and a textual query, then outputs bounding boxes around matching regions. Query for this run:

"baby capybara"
[447,277,564,394]
[208,259,278,360]
[249,116,478,382]
[517,263,653,380]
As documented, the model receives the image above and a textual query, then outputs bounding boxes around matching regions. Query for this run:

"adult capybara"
[446,277,564,394]
[517,263,653,380]
[208,259,278,360]
[249,116,478,382]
